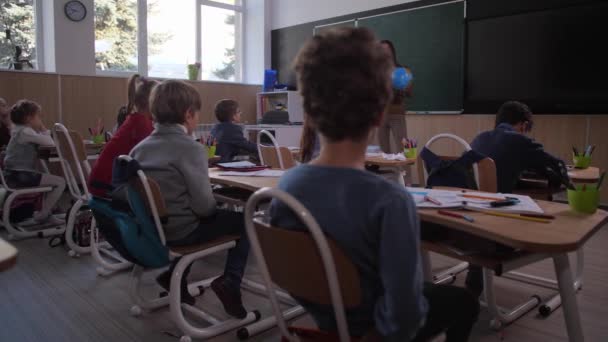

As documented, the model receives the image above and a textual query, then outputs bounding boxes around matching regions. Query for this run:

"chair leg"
[1,190,65,240]
[65,199,92,257]
[89,218,132,277]
[169,243,261,341]
[482,268,540,330]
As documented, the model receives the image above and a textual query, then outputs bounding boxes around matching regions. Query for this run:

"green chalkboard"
[359,2,465,112]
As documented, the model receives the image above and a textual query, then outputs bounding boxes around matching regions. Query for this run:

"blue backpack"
[88,159,170,268]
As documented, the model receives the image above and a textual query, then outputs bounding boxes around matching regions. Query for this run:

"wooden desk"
[364,155,415,168]
[209,173,605,341]
[290,148,415,168]
[209,168,280,192]
[0,238,18,272]
[567,166,600,183]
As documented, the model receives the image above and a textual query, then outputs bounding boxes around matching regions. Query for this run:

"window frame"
[0,0,43,71]
[95,0,245,83]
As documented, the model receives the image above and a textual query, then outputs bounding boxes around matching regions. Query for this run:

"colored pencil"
[438,210,475,223]
[482,211,551,224]
[597,171,606,190]
[460,194,505,201]
[520,213,556,220]
[424,195,442,206]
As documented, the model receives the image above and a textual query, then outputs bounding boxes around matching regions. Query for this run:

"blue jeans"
[168,209,250,289]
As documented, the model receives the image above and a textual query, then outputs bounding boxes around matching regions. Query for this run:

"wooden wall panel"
[188,81,260,124]
[587,116,608,199]
[60,75,127,138]
[0,71,60,127]
[530,115,587,163]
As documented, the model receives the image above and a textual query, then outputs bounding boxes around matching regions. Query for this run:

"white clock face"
[65,1,87,22]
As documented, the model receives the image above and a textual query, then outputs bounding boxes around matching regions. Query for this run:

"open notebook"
[406,187,544,214]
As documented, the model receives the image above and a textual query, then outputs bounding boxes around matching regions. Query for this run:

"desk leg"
[554,254,584,342]
[421,250,433,282]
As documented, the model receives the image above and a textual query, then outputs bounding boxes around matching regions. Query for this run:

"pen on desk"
[424,195,442,206]
[438,210,475,223]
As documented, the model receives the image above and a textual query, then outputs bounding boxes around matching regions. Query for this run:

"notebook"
[217,161,268,172]
[218,170,285,177]
[406,187,544,214]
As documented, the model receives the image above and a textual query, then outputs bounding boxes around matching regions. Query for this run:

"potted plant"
[187,62,201,81]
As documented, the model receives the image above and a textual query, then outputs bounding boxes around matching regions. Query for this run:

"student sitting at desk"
[0,98,12,149]
[466,100,567,297]
[471,101,566,194]
[131,80,250,318]
[210,99,257,162]
[88,77,158,197]
[270,27,479,341]
[3,100,65,224]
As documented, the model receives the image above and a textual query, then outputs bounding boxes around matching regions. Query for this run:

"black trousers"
[411,283,480,342]
[168,209,250,290]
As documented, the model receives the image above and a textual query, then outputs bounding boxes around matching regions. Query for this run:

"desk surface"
[209,168,279,192]
[567,166,600,183]
[208,171,608,254]
[0,238,18,272]
[39,142,105,152]
[290,148,415,168]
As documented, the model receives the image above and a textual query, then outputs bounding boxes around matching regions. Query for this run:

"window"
[94,0,244,82]
[0,0,38,70]
[94,0,138,72]
[147,0,196,79]
[200,1,242,81]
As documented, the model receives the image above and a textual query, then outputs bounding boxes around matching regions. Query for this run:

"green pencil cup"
[207,145,216,158]
[92,134,104,144]
[404,147,417,159]
[573,154,591,169]
[567,185,599,214]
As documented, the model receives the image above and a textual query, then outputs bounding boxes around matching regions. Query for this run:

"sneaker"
[33,214,65,226]
[211,276,247,319]
[156,270,197,305]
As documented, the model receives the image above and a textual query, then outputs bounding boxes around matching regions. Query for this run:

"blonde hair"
[150,80,202,124]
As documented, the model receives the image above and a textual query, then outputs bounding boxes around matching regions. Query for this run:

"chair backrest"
[257,130,296,170]
[417,133,497,192]
[53,123,92,200]
[119,155,168,246]
[245,187,360,342]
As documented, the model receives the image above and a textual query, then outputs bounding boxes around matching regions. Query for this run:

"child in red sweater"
[88,76,158,197]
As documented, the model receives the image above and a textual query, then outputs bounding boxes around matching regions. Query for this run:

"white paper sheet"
[405,187,544,214]
[217,161,258,168]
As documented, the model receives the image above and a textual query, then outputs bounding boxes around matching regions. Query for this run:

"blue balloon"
[392,67,412,90]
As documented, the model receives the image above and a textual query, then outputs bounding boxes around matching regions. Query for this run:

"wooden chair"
[244,187,361,342]
[53,123,131,276]
[122,155,260,341]
[416,133,497,193]
[257,130,296,170]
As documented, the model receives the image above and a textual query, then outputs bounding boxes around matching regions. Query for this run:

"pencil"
[460,194,505,201]
[482,211,551,224]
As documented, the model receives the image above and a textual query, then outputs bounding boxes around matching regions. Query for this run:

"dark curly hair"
[10,99,41,125]
[294,27,393,142]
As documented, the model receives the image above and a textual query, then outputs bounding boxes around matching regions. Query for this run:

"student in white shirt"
[3,100,65,224]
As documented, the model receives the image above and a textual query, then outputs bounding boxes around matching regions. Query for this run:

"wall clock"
[64,1,87,22]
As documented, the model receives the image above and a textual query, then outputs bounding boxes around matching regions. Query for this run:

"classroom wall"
[42,0,97,75]
[0,70,260,139]
[270,0,418,29]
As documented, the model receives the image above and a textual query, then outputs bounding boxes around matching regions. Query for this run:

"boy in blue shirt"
[269,27,479,341]
[210,99,258,162]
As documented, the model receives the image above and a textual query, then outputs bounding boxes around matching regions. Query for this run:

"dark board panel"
[467,0,604,20]
[465,1,608,113]
[271,0,455,87]
[358,2,464,111]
